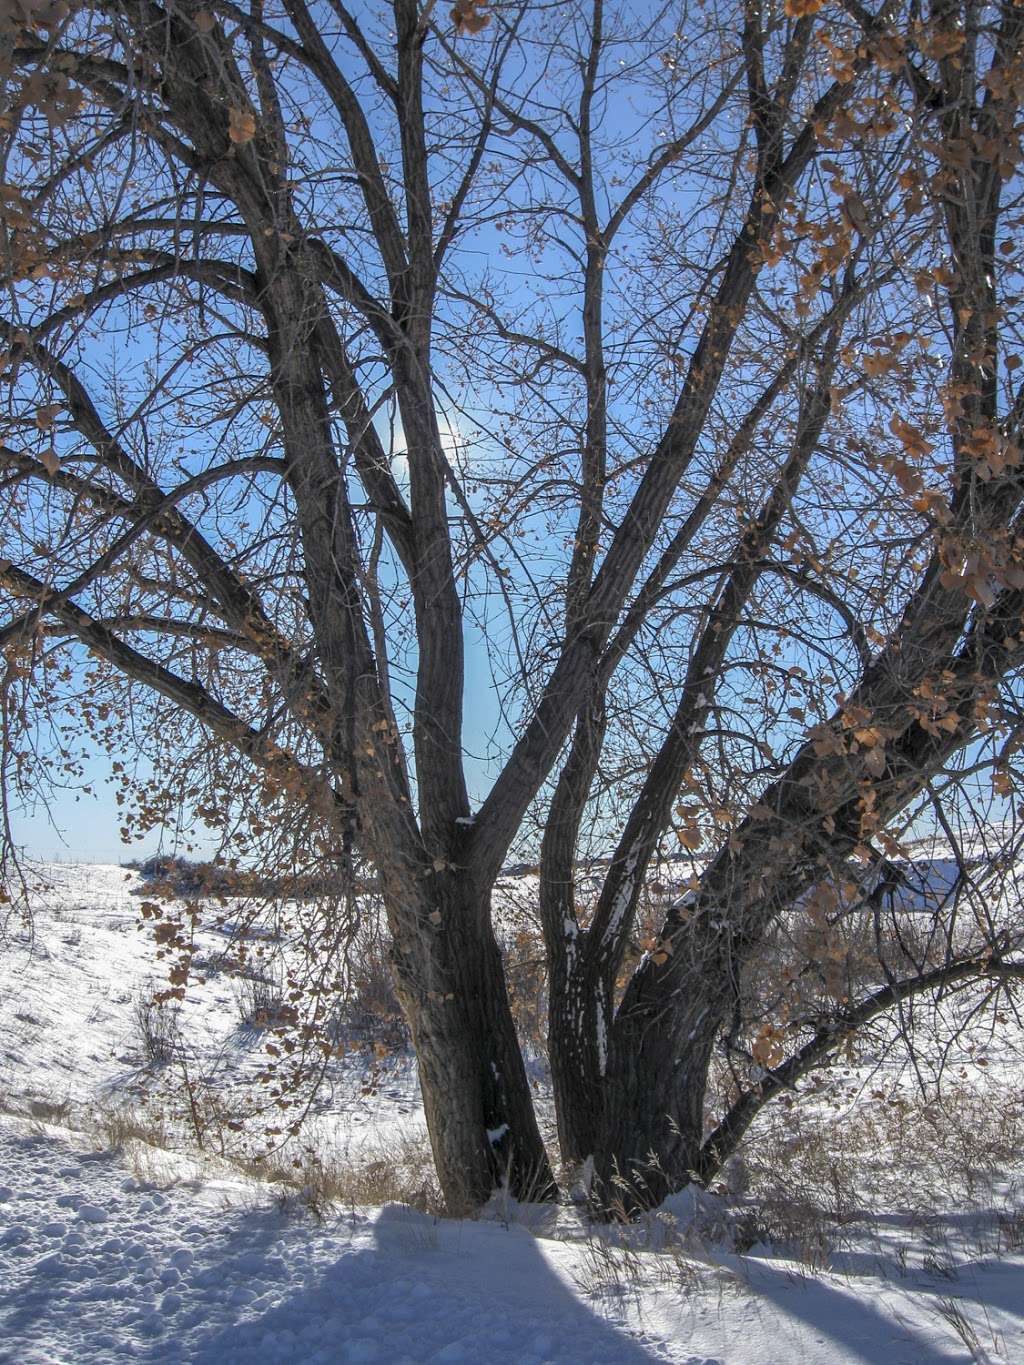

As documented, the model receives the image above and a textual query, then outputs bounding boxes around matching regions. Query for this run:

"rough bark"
[386,870,557,1214]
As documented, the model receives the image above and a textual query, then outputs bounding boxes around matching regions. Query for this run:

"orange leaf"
[228,107,257,145]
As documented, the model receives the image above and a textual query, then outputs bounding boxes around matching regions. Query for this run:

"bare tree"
[2,0,1024,1214]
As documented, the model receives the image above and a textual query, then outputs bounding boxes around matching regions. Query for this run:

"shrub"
[133,989,181,1065]
[332,932,408,1048]
[234,961,291,1030]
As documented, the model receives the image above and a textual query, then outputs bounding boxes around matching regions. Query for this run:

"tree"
[2,0,1024,1216]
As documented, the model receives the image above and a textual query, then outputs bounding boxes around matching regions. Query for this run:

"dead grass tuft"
[241,1129,442,1221]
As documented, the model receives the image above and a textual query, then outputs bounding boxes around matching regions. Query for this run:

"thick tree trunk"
[595,950,724,1213]
[386,872,557,1215]
[547,950,606,1166]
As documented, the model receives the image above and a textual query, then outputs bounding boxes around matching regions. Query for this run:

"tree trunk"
[594,923,730,1214]
[387,871,557,1215]
[547,948,606,1167]
[538,700,609,1167]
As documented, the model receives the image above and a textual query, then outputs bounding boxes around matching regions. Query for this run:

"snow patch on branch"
[604,837,645,947]
[596,995,609,1077]
[686,1006,709,1042]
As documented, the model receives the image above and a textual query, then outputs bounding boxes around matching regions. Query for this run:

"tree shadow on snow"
[734,1252,1023,1363]
[182,1201,670,1365]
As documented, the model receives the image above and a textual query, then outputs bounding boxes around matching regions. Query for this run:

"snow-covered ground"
[2,862,1024,1363]
[0,863,425,1155]
[4,1110,1024,1364]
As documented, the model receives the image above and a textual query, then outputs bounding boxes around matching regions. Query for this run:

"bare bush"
[734,1080,1024,1271]
[503,925,548,1054]
[133,990,180,1066]
[332,928,408,1049]
[233,962,289,1032]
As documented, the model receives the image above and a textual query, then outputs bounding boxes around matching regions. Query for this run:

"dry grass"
[85,1092,441,1222]
[934,1295,1007,1363]
[92,1101,172,1154]
[27,1094,73,1126]
[242,1129,442,1221]
[731,1078,1024,1272]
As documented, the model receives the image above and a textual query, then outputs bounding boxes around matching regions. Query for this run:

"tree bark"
[547,950,606,1168]
[386,870,557,1215]
[595,938,726,1213]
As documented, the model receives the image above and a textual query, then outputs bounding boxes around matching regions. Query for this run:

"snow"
[0,863,424,1157]
[595,995,609,1077]
[604,839,644,947]
[2,861,1024,1362]
[6,1111,1024,1364]
[0,1116,668,1364]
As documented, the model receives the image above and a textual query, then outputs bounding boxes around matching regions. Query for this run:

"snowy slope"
[0,863,425,1155]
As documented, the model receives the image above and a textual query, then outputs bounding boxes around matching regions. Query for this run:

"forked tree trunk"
[386,871,557,1215]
